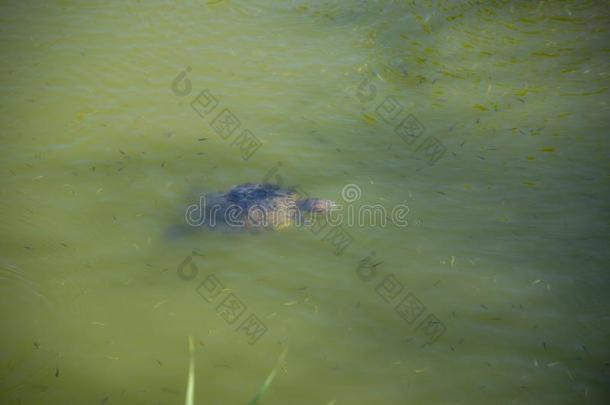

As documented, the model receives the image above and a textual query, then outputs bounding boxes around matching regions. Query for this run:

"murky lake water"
[1,0,609,403]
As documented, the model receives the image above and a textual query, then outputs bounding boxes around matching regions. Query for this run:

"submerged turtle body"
[195,183,334,231]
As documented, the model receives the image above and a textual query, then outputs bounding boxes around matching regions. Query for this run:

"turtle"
[185,183,336,231]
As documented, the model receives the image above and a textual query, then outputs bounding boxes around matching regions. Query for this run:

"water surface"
[1,0,609,403]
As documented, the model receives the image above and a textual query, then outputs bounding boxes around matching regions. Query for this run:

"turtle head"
[296,198,336,213]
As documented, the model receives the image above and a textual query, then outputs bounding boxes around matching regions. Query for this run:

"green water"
[1,0,609,403]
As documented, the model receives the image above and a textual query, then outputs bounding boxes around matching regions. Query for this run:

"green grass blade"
[247,346,288,405]
[185,335,196,405]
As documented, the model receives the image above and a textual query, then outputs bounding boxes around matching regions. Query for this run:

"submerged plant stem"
[185,335,195,405]
[248,347,288,405]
